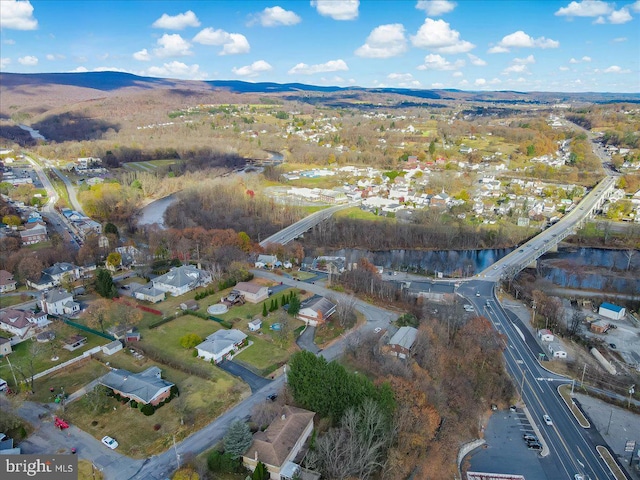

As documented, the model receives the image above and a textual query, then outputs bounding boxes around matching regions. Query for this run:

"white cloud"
[569,55,591,63]
[569,57,579,63]
[232,60,273,77]
[608,8,632,23]
[388,72,415,82]
[452,71,463,77]
[489,30,559,53]
[192,28,250,55]
[288,59,348,74]
[612,37,627,42]
[467,53,487,66]
[417,53,464,70]
[411,18,475,54]
[559,66,570,71]
[311,0,359,20]
[355,24,407,58]
[152,11,200,30]
[513,54,535,64]
[431,82,445,88]
[70,66,88,73]
[474,78,486,86]
[594,15,607,23]
[0,0,38,30]
[154,34,192,57]
[145,61,205,79]
[45,53,65,61]
[555,1,613,17]
[255,6,301,26]
[632,0,640,12]
[488,78,502,85]
[503,64,529,74]
[603,65,631,73]
[415,1,456,16]
[18,55,38,66]
[133,49,151,61]
[0,58,11,70]
[459,79,469,86]
[4,39,16,45]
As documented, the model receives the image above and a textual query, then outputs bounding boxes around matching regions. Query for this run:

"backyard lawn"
[29,359,109,403]
[233,334,291,375]
[0,292,33,309]
[65,351,246,458]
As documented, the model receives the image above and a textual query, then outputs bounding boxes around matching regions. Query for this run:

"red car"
[54,417,69,429]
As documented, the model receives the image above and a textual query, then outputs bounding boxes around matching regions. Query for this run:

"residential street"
[8,269,398,480]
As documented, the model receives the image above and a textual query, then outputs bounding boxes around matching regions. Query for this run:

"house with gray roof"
[99,366,174,406]
[40,289,80,316]
[0,308,49,338]
[129,282,165,303]
[196,329,247,363]
[297,296,337,326]
[386,326,418,359]
[151,265,211,297]
[27,262,80,291]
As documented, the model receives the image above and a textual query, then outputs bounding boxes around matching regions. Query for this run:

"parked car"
[101,436,118,449]
[528,441,542,450]
[523,434,537,442]
[543,414,553,426]
[266,393,278,402]
[609,343,617,349]
[374,327,382,333]
[509,405,517,412]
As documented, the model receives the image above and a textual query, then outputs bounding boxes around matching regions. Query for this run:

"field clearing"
[233,334,291,374]
[334,207,393,222]
[28,359,109,403]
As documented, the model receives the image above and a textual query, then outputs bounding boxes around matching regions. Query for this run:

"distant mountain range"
[1,71,639,105]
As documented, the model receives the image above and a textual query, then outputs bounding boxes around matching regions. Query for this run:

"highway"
[460,280,620,480]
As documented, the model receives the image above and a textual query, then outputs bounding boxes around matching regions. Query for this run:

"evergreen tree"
[274,297,279,309]
[95,268,117,299]
[223,420,252,459]
[252,461,268,480]
[262,303,268,317]
[288,293,301,317]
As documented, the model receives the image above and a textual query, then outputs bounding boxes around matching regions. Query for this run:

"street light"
[628,384,635,409]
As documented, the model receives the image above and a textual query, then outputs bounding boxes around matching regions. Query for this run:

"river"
[137,194,177,229]
[19,124,47,141]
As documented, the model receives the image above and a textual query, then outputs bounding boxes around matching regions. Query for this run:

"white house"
[598,302,626,320]
[234,282,270,304]
[0,308,49,338]
[196,329,248,363]
[151,265,211,297]
[297,296,337,326]
[537,329,554,342]
[41,289,80,316]
[255,255,279,269]
[129,283,165,303]
[27,262,81,291]
[0,270,17,293]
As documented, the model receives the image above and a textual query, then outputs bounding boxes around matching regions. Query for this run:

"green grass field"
[233,335,290,374]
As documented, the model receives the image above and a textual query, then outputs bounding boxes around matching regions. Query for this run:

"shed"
[248,318,262,332]
[590,320,610,334]
[63,335,87,351]
[548,342,567,359]
[180,299,199,311]
[102,340,123,356]
[598,302,626,320]
[537,329,554,342]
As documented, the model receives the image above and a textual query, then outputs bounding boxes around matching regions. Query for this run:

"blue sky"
[1,0,639,92]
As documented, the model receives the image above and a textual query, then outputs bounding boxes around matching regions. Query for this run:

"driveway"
[217,360,271,392]
[296,326,321,354]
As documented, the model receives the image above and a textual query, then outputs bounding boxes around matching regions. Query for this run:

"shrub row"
[208,316,233,329]
[195,287,216,300]
[106,386,180,416]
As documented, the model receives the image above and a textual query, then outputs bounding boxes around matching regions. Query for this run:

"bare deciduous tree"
[334,295,357,328]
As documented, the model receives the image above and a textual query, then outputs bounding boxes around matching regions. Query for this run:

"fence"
[30,346,102,381]
[62,318,116,341]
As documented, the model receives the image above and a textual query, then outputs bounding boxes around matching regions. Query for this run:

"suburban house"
[151,265,212,297]
[548,342,567,359]
[196,329,247,363]
[27,262,81,291]
[234,282,269,304]
[40,289,80,316]
[115,245,146,267]
[0,337,12,356]
[297,296,337,326]
[243,405,316,480]
[255,254,279,269]
[248,318,262,332]
[107,324,138,340]
[385,326,418,359]
[598,302,626,320]
[0,270,17,293]
[129,283,165,303]
[0,308,50,338]
[19,221,48,245]
[537,329,554,342]
[99,366,174,406]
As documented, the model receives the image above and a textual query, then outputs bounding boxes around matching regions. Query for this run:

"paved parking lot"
[466,408,549,480]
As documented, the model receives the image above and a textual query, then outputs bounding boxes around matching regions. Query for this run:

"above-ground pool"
[270,323,282,331]
[208,304,229,315]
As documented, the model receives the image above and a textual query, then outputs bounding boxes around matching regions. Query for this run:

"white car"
[374,327,382,333]
[543,414,553,426]
[101,436,119,449]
